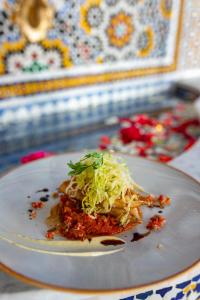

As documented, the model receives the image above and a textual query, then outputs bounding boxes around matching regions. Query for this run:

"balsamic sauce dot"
[40,197,49,202]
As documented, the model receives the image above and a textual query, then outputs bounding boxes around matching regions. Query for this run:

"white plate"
[0,152,200,294]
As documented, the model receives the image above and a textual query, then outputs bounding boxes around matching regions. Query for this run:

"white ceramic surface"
[0,153,200,293]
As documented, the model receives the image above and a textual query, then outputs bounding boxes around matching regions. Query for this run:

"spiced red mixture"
[46,195,138,240]
[146,215,166,231]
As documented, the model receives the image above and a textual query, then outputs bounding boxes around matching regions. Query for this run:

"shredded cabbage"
[66,152,142,224]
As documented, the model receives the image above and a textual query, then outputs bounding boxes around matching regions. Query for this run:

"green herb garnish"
[67,152,104,176]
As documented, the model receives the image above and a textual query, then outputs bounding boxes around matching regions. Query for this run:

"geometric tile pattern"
[0,0,181,73]
[0,0,183,98]
[121,274,200,300]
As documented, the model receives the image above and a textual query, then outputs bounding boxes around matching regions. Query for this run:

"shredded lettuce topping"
[66,152,142,225]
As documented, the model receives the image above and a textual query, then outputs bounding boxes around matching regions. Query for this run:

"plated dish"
[45,152,170,241]
[0,152,199,294]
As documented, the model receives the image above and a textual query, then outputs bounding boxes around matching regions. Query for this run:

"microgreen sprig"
[67,152,104,176]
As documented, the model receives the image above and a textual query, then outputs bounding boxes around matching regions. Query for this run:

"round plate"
[0,152,200,294]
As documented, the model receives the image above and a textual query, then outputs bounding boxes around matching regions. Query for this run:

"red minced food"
[31,201,44,209]
[47,195,137,241]
[46,231,55,240]
[146,215,166,231]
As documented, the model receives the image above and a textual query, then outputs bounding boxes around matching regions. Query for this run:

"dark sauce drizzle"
[36,188,49,193]
[131,231,150,242]
[40,196,49,202]
[28,209,33,220]
[101,239,125,246]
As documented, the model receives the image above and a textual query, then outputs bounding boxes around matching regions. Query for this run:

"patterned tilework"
[121,274,200,300]
[0,82,174,155]
[0,0,182,98]
[178,0,200,70]
[5,44,63,74]
[0,0,181,74]
[0,80,171,122]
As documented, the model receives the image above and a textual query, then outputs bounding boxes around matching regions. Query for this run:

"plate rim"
[0,151,200,295]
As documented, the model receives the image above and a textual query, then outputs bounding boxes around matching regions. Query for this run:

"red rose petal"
[21,151,55,164]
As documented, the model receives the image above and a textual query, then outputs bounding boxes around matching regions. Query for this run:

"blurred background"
[0,0,200,172]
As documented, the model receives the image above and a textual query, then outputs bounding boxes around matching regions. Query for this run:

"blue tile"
[192,274,200,282]
[136,290,153,299]
[176,280,191,289]
[173,291,184,300]
[194,283,200,293]
[156,286,173,297]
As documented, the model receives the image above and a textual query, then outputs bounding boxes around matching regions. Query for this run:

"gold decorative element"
[13,0,54,42]
[107,11,134,49]
[80,0,102,33]
[0,38,26,74]
[183,283,196,294]
[0,63,176,99]
[137,27,154,58]
[41,39,72,68]
[160,0,172,19]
